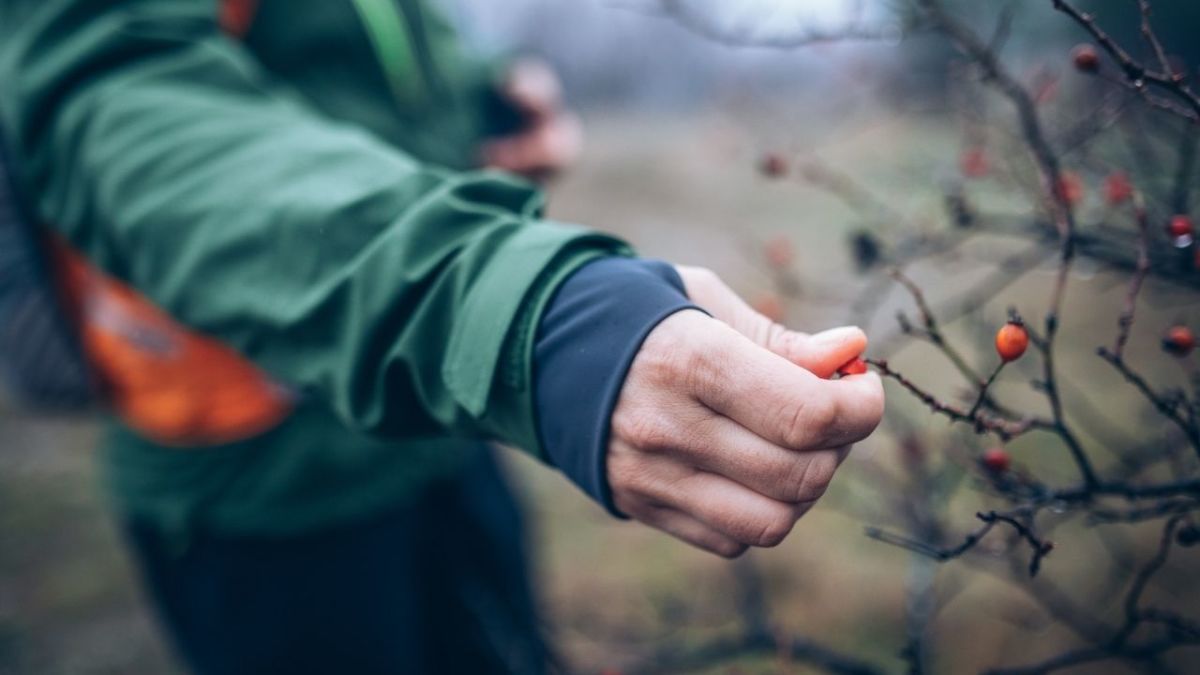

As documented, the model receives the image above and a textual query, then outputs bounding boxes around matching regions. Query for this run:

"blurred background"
[3,0,1199,673]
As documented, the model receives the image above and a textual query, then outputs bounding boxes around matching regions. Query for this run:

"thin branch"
[1050,0,1200,122]
[865,510,1054,576]
[1052,479,1200,502]
[1110,199,1151,359]
[867,358,1049,441]
[1136,0,1173,78]
[968,362,1007,419]
[1087,499,1200,525]
[889,269,986,384]
[987,2,1018,54]
[1097,348,1200,459]
[1113,515,1187,645]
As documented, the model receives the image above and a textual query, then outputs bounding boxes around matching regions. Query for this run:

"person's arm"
[0,0,621,453]
[1,0,886,557]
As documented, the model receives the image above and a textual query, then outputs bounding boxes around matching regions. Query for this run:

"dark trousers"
[125,450,550,675]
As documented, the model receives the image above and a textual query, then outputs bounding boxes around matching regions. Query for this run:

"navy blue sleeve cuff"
[534,257,700,517]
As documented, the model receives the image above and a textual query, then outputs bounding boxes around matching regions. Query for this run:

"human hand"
[481,59,582,181]
[606,266,884,557]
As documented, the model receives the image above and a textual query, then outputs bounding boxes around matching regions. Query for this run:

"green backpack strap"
[350,0,429,109]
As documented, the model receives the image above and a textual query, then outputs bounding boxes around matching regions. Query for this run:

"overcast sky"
[442,0,889,106]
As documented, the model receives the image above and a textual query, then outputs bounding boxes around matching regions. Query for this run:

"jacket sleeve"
[0,0,629,454]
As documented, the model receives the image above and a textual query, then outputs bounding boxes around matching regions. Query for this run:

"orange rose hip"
[837,357,868,377]
[995,321,1029,362]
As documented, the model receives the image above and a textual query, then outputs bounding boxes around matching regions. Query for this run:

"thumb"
[675,265,867,378]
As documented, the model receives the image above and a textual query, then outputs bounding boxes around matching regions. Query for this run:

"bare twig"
[1111,199,1152,359]
[1097,348,1200,459]
[867,358,1049,440]
[865,510,1054,577]
[1050,0,1200,122]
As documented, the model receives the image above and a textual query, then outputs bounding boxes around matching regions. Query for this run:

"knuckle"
[606,446,657,495]
[637,322,705,387]
[678,344,712,394]
[612,406,675,453]
[789,452,839,503]
[763,322,794,355]
[748,505,797,548]
[782,397,836,448]
[771,456,810,502]
[610,490,646,520]
[712,541,750,559]
[808,399,840,436]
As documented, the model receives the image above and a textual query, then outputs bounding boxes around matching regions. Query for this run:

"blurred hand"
[481,59,582,181]
[607,267,884,558]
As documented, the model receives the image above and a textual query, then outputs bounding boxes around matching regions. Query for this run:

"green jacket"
[0,0,629,539]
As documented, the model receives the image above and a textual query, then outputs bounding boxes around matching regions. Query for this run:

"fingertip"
[790,326,869,378]
[837,369,883,388]
[819,325,868,351]
[841,370,886,424]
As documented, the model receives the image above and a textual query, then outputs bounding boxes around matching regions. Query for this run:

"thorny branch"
[1097,347,1200,459]
[988,516,1198,674]
[1051,0,1200,123]
[867,357,1049,441]
[1110,200,1151,359]
[865,510,1055,577]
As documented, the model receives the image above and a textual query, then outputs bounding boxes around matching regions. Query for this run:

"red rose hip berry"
[1163,325,1196,357]
[837,357,868,377]
[982,448,1011,473]
[1072,44,1101,73]
[995,321,1030,362]
[1168,215,1194,246]
[960,147,990,179]
[1055,171,1085,206]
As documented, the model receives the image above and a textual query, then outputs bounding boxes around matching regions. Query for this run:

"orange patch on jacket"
[50,239,294,446]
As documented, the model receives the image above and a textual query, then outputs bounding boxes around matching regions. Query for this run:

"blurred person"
[0,1,884,673]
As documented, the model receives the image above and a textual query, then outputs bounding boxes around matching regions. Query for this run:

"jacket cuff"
[533,257,700,517]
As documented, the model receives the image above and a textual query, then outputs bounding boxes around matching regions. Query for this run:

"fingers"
[776,327,868,379]
[502,58,563,122]
[481,113,583,177]
[689,321,885,451]
[611,400,847,504]
[610,445,810,548]
[674,266,867,378]
[607,301,884,559]
[615,496,748,559]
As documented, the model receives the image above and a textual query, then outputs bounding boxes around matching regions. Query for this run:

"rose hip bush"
[629,1,1200,673]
